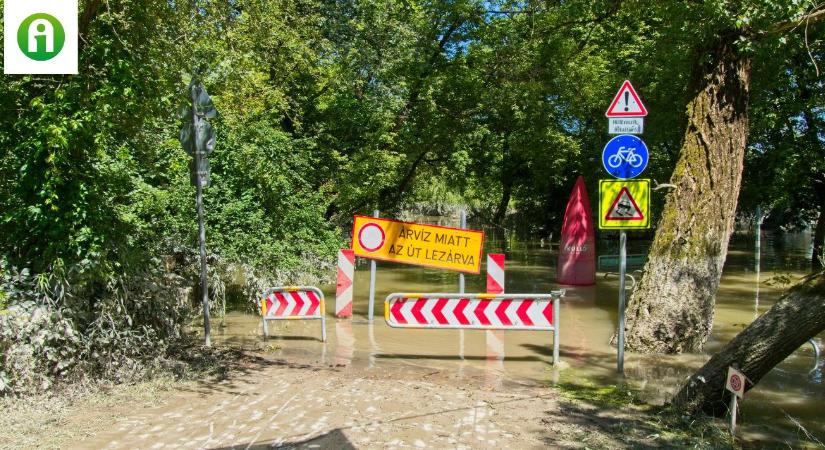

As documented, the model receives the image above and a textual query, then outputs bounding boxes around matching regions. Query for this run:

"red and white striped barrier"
[384,291,565,363]
[486,254,506,382]
[336,249,355,317]
[486,253,505,294]
[260,286,326,341]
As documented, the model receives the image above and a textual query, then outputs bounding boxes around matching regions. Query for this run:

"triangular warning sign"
[605,80,648,117]
[605,187,644,221]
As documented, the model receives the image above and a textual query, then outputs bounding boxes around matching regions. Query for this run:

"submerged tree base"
[623,33,751,354]
[671,271,825,417]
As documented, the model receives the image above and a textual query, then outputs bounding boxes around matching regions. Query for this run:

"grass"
[554,380,737,449]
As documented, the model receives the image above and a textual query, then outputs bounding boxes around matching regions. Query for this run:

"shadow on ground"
[167,343,340,397]
[541,382,731,449]
[209,428,356,450]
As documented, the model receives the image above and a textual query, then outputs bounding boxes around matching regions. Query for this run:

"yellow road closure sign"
[351,215,484,273]
[599,179,651,230]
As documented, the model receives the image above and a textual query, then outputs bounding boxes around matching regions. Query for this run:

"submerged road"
[77,357,563,449]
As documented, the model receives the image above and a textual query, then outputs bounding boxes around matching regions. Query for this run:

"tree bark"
[493,178,513,226]
[493,134,514,226]
[812,178,825,270]
[671,271,825,416]
[623,34,752,353]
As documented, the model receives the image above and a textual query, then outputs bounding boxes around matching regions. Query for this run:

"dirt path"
[1,313,741,449]
[74,358,560,449]
[57,351,686,450]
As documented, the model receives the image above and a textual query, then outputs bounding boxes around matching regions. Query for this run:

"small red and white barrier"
[384,291,564,363]
[485,255,506,386]
[336,249,355,317]
[486,253,505,294]
[260,286,326,341]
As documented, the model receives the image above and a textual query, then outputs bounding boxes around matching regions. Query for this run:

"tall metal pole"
[196,172,211,347]
[368,209,379,322]
[617,230,627,374]
[192,95,211,347]
[755,206,761,315]
[459,210,466,294]
[458,210,467,362]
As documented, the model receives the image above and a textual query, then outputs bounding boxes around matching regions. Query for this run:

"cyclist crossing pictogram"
[602,134,649,179]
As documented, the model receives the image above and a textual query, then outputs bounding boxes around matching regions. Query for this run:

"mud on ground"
[1,346,733,450]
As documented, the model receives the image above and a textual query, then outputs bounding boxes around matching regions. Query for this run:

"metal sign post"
[195,168,210,347]
[367,209,379,322]
[755,206,762,315]
[600,80,649,373]
[618,230,627,374]
[459,210,466,294]
[725,366,746,436]
[179,80,217,347]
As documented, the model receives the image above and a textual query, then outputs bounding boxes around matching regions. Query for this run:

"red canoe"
[556,176,596,285]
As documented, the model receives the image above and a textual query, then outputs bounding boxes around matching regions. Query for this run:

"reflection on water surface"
[210,228,824,445]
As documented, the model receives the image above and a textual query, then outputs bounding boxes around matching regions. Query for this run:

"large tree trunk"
[812,178,825,270]
[671,271,825,416]
[493,135,514,226]
[623,34,752,353]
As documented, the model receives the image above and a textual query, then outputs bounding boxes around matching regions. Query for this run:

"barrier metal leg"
[321,316,327,342]
[552,297,560,365]
[262,317,269,338]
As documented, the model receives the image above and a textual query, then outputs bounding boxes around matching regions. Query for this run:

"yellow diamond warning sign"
[599,179,650,230]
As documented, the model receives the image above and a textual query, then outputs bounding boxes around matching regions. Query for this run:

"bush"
[0,260,193,395]
[0,303,80,393]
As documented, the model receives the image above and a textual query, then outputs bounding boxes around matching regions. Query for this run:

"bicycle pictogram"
[601,134,649,179]
[607,146,644,169]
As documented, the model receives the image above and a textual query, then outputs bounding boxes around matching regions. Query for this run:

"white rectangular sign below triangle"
[608,117,644,134]
[606,80,647,117]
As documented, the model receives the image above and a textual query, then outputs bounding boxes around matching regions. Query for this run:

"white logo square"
[4,0,78,74]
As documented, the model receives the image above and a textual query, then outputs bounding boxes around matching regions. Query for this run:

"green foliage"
[0,0,820,392]
[0,258,193,394]
[741,15,824,230]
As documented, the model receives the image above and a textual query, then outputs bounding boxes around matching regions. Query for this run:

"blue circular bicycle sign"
[602,134,649,179]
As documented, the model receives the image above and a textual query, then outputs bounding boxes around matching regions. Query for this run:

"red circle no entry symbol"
[729,374,742,392]
[358,223,385,252]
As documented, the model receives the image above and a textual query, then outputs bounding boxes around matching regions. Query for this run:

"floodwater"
[211,225,824,446]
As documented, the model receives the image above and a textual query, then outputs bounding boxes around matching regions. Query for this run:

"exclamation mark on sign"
[624,91,630,111]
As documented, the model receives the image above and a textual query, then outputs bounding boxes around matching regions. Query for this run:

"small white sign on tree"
[725,366,746,398]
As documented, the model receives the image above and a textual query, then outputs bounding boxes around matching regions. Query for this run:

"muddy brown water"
[210,228,824,445]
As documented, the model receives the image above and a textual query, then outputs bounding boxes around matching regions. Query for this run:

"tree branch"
[769,6,825,35]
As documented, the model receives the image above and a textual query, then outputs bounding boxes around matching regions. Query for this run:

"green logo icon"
[17,13,65,61]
